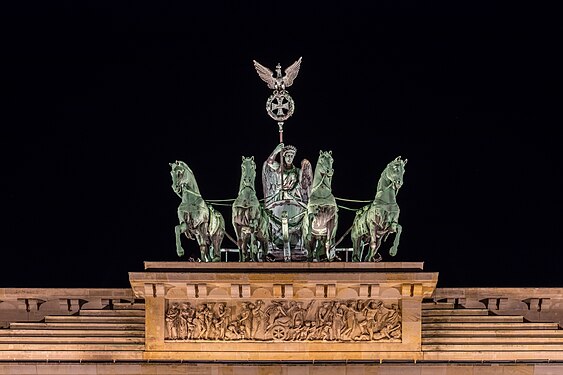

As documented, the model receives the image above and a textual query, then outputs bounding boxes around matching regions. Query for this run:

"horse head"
[239,156,257,192]
[170,160,198,197]
[313,150,334,189]
[383,156,407,192]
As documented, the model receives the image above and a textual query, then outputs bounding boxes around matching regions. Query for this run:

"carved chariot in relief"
[164,298,402,343]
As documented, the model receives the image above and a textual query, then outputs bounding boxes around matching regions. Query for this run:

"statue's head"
[282,145,297,165]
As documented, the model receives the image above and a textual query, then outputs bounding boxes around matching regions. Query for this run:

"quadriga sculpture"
[351,156,407,262]
[170,160,225,261]
[302,150,339,262]
[232,156,270,261]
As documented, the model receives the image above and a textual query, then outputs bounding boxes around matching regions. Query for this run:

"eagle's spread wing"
[283,57,302,88]
[253,60,275,89]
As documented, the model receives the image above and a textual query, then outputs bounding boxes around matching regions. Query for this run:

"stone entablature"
[2,273,563,363]
[2,286,562,328]
[128,262,437,361]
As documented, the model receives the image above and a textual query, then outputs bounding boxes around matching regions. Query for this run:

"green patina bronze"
[168,58,410,263]
[232,156,270,262]
[262,143,313,261]
[170,161,225,262]
[301,150,339,262]
[351,156,407,262]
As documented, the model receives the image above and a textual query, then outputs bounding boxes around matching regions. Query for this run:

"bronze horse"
[232,156,270,262]
[302,151,339,261]
[351,156,407,262]
[170,160,225,262]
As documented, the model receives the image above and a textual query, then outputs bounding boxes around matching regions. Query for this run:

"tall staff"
[253,57,302,196]
[253,57,303,261]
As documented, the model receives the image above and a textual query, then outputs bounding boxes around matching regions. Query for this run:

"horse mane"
[312,151,333,185]
[175,161,201,195]
[375,166,389,195]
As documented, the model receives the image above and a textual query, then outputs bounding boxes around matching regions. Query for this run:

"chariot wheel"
[270,324,287,341]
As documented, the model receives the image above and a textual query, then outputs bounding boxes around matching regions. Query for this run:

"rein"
[373,176,399,206]
[180,183,202,198]
[311,168,332,192]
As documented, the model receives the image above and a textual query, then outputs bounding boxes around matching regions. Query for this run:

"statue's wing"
[283,56,302,88]
[262,160,276,203]
[253,60,276,89]
[299,158,313,204]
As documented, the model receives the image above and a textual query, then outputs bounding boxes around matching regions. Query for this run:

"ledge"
[143,261,425,272]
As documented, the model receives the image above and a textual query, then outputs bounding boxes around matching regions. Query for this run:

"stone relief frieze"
[165,299,401,342]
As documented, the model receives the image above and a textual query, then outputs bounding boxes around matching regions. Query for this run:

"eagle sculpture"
[253,57,302,91]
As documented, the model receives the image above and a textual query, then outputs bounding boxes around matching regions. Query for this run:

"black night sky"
[2,2,561,289]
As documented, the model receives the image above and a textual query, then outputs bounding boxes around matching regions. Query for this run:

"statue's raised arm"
[262,143,285,203]
[262,143,310,207]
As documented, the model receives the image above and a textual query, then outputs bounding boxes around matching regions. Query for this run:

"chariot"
[170,58,407,263]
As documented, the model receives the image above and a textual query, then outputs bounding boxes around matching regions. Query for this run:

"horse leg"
[368,226,382,262]
[238,233,247,262]
[255,231,267,262]
[259,237,268,262]
[175,222,188,257]
[325,230,333,261]
[305,232,314,262]
[352,237,362,262]
[195,232,209,262]
[233,223,245,262]
[306,233,316,262]
[249,232,257,262]
[240,227,253,262]
[314,237,323,262]
[325,238,332,262]
[211,231,224,262]
[351,228,361,262]
[200,243,208,262]
[326,217,338,261]
[389,223,402,256]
